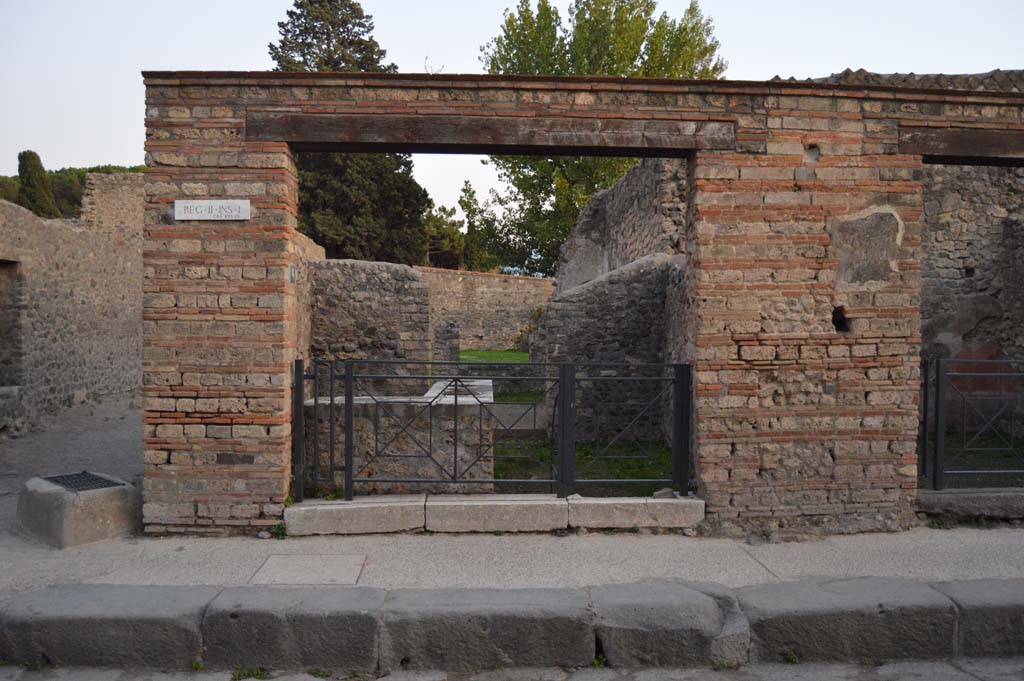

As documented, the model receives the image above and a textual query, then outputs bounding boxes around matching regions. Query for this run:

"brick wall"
[415,266,554,351]
[0,173,143,432]
[142,70,1024,535]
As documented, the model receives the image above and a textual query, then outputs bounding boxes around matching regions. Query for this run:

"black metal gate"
[920,358,1024,490]
[291,359,692,502]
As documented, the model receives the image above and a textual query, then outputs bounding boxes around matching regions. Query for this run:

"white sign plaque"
[174,200,251,221]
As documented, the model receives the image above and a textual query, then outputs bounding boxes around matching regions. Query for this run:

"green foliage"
[424,202,466,269]
[16,150,59,218]
[232,665,270,680]
[592,654,608,668]
[784,650,800,664]
[477,0,726,274]
[0,176,18,204]
[191,660,205,672]
[271,0,437,266]
[1,161,144,218]
[307,669,332,678]
[298,152,431,264]
[269,0,394,73]
[459,181,503,272]
[269,522,287,539]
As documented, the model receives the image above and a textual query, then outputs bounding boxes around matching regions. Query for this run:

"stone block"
[15,474,141,549]
[424,494,568,533]
[380,588,593,672]
[202,587,384,672]
[590,581,749,667]
[567,495,704,529]
[933,578,1024,657]
[0,584,219,668]
[736,577,957,663]
[284,496,426,535]
[917,489,1024,519]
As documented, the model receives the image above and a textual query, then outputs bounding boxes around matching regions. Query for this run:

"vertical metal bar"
[672,364,692,495]
[344,360,355,501]
[557,363,576,497]
[935,359,947,491]
[453,376,460,482]
[312,360,320,490]
[292,358,305,504]
[329,360,337,496]
[920,359,930,482]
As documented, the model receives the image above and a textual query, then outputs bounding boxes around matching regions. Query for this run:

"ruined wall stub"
[143,71,1024,534]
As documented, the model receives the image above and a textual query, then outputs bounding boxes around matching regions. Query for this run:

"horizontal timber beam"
[245,112,735,156]
[900,126,1024,165]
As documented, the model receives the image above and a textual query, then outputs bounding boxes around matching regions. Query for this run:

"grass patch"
[493,437,674,496]
[931,431,1024,489]
[459,349,530,363]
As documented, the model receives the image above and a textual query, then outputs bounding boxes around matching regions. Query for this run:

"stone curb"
[1,577,1022,672]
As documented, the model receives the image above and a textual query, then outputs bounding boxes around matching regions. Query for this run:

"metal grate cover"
[43,471,124,492]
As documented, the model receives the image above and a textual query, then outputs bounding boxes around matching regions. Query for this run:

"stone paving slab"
[248,554,366,585]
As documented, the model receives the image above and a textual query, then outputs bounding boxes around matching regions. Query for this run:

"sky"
[1,0,1022,216]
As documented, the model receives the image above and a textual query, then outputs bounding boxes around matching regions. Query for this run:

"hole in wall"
[832,306,851,333]
[804,144,821,163]
[964,266,975,278]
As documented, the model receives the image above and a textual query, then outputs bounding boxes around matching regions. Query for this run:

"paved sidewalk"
[2,400,1024,594]
[2,659,1024,680]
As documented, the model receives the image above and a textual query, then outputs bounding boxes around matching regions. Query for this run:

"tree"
[15,150,59,218]
[478,0,726,274]
[270,0,432,265]
[423,203,466,270]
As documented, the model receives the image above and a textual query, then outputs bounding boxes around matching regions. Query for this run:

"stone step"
[285,493,705,536]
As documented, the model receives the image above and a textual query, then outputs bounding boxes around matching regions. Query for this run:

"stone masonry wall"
[921,165,1024,362]
[415,266,554,351]
[0,173,144,432]
[556,158,688,293]
[141,70,1024,535]
[308,259,431,367]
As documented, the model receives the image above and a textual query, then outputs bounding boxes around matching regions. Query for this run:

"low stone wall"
[308,259,431,366]
[415,266,554,351]
[0,173,143,431]
[303,399,495,494]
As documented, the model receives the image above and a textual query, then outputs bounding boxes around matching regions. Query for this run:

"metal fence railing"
[291,359,692,502]
[920,358,1024,490]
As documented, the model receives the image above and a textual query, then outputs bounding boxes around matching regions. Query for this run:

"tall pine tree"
[16,150,59,218]
[269,0,431,263]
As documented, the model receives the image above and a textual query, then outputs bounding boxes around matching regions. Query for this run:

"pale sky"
[1,0,1022,215]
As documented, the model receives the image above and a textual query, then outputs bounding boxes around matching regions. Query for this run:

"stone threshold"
[284,493,704,536]
[918,487,1024,519]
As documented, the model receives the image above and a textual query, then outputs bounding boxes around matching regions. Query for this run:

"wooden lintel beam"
[246,112,735,156]
[900,126,1024,163]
